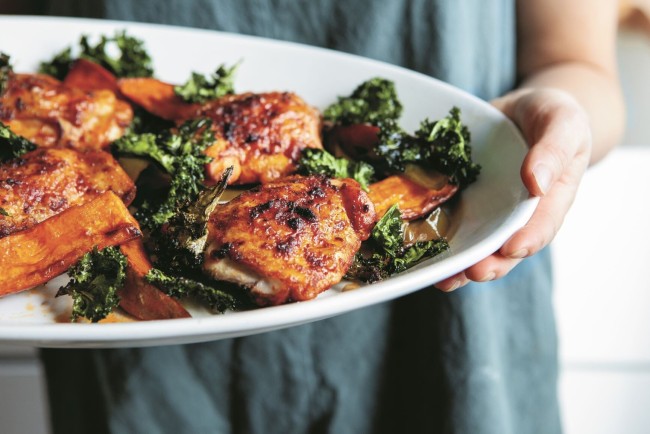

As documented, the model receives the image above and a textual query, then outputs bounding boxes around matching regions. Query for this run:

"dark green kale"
[146,268,238,313]
[38,47,73,81]
[0,122,37,162]
[56,246,127,323]
[112,118,215,230]
[323,78,403,126]
[414,107,480,188]
[346,204,449,282]
[0,52,13,96]
[368,204,404,255]
[152,168,232,274]
[39,31,154,80]
[375,107,480,189]
[129,106,175,135]
[174,62,239,103]
[298,148,375,191]
[0,208,9,217]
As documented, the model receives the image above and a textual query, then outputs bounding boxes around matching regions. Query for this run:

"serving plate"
[0,16,537,348]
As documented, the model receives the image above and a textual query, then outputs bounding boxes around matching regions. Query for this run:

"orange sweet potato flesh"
[0,191,141,297]
[118,77,199,121]
[118,239,191,320]
[368,175,458,221]
[63,59,120,93]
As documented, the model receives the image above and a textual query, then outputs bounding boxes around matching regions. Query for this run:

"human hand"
[435,88,592,291]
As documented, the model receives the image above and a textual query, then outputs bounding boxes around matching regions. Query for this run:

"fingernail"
[533,164,553,195]
[438,279,461,292]
[479,271,496,282]
[508,248,529,259]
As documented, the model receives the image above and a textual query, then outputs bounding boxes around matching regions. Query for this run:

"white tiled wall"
[1,30,649,434]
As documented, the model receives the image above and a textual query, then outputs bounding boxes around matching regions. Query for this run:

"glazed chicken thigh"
[118,78,322,185]
[203,175,376,305]
[192,92,322,185]
[0,73,132,149]
[0,147,135,237]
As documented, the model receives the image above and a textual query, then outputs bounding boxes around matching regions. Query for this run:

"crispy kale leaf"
[414,107,481,188]
[0,52,13,96]
[0,208,9,216]
[144,170,244,313]
[56,246,127,323]
[146,268,238,313]
[0,122,37,162]
[112,118,215,229]
[174,63,239,103]
[346,204,449,282]
[129,106,175,135]
[38,47,73,81]
[152,168,232,273]
[39,31,154,80]
[323,77,403,126]
[375,107,480,188]
[298,148,375,191]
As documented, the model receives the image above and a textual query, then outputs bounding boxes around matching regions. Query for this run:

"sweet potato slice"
[118,239,191,320]
[118,77,199,121]
[0,191,141,297]
[368,175,458,221]
[63,59,119,93]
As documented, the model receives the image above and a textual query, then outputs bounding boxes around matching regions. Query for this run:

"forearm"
[518,61,625,164]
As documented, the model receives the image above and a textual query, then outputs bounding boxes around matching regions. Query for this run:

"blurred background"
[1,2,650,433]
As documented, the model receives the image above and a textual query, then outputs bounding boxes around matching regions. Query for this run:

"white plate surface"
[0,16,537,347]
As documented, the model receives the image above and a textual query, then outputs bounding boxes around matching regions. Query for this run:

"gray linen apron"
[39,1,562,433]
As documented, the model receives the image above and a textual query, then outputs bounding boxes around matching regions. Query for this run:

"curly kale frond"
[369,204,404,255]
[152,167,233,274]
[146,268,238,313]
[345,204,450,282]
[174,62,239,103]
[112,118,215,230]
[0,52,13,96]
[298,148,375,191]
[0,122,37,162]
[39,30,154,79]
[56,246,127,323]
[38,47,73,81]
[129,106,175,135]
[414,107,480,188]
[323,77,403,126]
[374,107,480,189]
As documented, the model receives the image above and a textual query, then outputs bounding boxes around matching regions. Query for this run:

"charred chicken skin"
[118,78,323,185]
[0,73,132,149]
[0,147,135,237]
[191,92,322,185]
[203,175,376,305]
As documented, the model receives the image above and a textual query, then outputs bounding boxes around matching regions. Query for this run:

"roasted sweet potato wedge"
[368,175,458,221]
[118,239,191,320]
[118,77,198,121]
[0,191,141,297]
[63,59,120,93]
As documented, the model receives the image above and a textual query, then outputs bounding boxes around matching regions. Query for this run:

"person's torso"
[48,0,516,100]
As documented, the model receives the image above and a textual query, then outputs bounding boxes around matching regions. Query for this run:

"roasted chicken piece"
[118,78,323,185]
[0,73,132,149]
[203,175,377,305]
[0,147,135,237]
